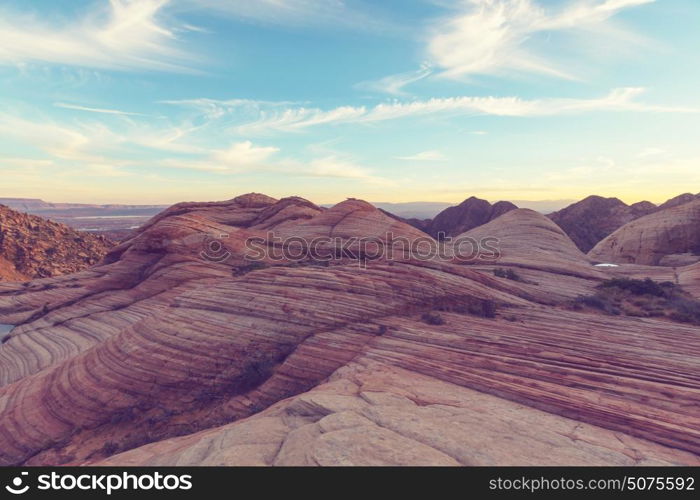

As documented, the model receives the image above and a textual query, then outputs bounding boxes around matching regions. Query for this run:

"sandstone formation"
[548,195,657,252]
[679,262,700,299]
[0,204,113,281]
[589,199,700,265]
[462,209,599,282]
[99,360,698,466]
[0,194,698,466]
[426,197,517,238]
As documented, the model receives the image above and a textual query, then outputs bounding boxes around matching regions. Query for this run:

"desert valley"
[0,191,699,466]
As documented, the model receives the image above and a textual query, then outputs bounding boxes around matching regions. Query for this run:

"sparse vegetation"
[194,350,284,407]
[109,407,136,425]
[572,294,621,315]
[421,312,446,325]
[101,441,119,456]
[426,295,498,319]
[597,277,667,297]
[481,300,497,318]
[232,261,269,276]
[668,296,700,324]
[571,277,700,325]
[691,242,700,256]
[494,267,524,282]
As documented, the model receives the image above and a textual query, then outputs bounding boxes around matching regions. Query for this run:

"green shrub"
[597,278,665,297]
[574,277,700,325]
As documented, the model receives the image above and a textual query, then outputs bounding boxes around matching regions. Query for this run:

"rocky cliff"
[0,204,112,280]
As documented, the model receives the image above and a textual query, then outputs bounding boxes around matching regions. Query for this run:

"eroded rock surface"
[0,194,698,466]
[589,199,700,265]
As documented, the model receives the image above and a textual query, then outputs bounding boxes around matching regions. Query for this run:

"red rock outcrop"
[0,194,698,466]
[0,205,112,280]
[426,197,517,238]
[548,195,657,252]
[0,256,26,281]
[589,199,700,265]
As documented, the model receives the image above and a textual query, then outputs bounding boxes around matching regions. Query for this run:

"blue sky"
[1,0,699,205]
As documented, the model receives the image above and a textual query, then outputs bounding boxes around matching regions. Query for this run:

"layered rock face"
[426,197,517,238]
[0,194,698,466]
[589,199,700,265]
[548,196,657,252]
[0,205,112,280]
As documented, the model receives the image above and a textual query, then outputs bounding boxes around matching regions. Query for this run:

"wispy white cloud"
[0,109,194,166]
[427,0,655,80]
[302,156,384,182]
[636,147,666,158]
[211,141,279,166]
[55,102,150,117]
[0,107,389,184]
[356,63,433,96]
[545,154,700,195]
[233,87,696,133]
[397,150,447,161]
[180,0,394,32]
[160,98,299,119]
[0,0,191,71]
[0,157,55,169]
[159,142,386,182]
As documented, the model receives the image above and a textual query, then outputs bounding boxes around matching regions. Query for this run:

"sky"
[1,0,699,205]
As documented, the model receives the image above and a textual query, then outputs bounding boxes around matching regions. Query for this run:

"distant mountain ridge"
[426,197,518,238]
[548,192,700,253]
[0,198,169,242]
[658,193,700,210]
[0,198,166,213]
[548,195,658,253]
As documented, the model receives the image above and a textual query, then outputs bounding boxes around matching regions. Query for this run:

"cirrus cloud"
[427,0,655,80]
